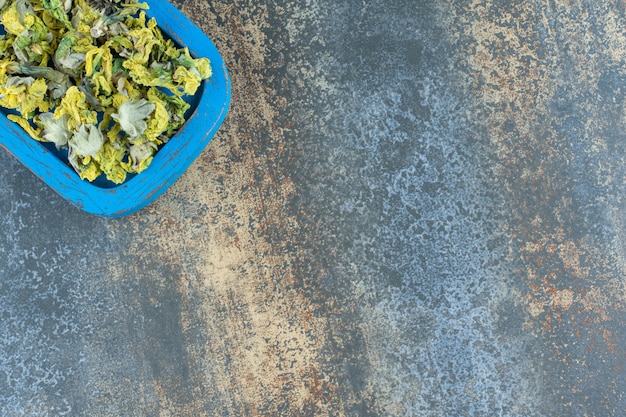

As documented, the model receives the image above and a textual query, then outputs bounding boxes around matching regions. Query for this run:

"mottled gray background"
[2,0,626,416]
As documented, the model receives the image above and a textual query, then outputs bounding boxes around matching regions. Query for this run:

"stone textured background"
[2,0,626,415]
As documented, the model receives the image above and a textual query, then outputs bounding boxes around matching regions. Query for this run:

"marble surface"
[2,0,626,415]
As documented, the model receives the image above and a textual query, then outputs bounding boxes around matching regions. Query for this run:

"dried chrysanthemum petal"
[143,93,168,143]
[54,85,98,130]
[5,61,68,83]
[2,1,28,36]
[41,0,73,30]
[146,85,189,136]
[7,113,41,139]
[110,98,154,140]
[21,77,50,115]
[123,140,157,173]
[95,139,127,183]
[0,75,32,109]
[68,146,102,181]
[69,123,104,157]
[37,112,72,148]
[0,75,49,115]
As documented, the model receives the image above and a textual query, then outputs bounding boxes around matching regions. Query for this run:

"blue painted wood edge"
[0,0,231,218]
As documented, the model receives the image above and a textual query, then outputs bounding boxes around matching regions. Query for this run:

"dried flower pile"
[0,0,212,183]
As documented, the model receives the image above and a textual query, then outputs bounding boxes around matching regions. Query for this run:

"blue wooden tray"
[0,0,231,218]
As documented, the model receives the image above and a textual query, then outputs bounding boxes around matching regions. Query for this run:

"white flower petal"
[39,112,71,149]
[129,141,157,170]
[69,124,104,157]
[111,99,155,140]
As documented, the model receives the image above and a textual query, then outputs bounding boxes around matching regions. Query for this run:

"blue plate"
[0,0,231,218]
